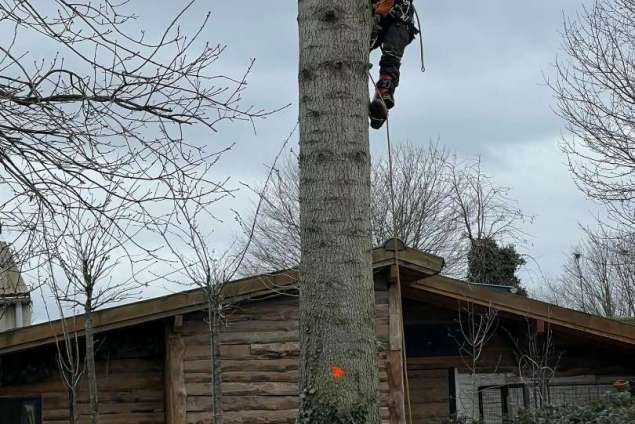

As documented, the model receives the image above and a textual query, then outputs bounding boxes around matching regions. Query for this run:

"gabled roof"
[0,243,443,354]
[2,241,634,355]
[404,274,635,347]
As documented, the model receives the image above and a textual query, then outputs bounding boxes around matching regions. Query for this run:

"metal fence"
[477,382,616,424]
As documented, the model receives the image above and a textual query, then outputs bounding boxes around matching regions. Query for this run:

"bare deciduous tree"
[506,319,561,409]
[372,143,465,272]
[549,225,635,318]
[156,127,294,424]
[243,143,528,278]
[38,192,153,424]
[449,157,529,289]
[449,157,528,249]
[454,301,499,416]
[160,198,232,424]
[0,2,275,422]
[38,263,84,424]
[0,0,271,259]
[53,314,83,424]
[552,0,635,229]
[241,155,301,274]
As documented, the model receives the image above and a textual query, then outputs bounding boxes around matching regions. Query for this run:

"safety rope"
[413,6,426,73]
[386,119,414,424]
[368,71,414,424]
[369,8,425,418]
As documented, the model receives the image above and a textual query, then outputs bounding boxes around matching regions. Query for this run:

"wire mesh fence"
[477,382,617,424]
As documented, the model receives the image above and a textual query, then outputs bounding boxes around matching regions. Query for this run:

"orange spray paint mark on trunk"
[331,366,345,380]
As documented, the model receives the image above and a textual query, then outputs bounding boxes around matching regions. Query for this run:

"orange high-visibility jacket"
[373,0,395,16]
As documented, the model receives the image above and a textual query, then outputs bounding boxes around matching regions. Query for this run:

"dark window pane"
[405,323,463,357]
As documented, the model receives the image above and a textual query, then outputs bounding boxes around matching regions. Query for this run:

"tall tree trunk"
[208,295,223,424]
[84,304,99,424]
[68,386,77,424]
[297,1,379,422]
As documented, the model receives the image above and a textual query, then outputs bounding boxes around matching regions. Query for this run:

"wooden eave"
[0,246,441,354]
[372,245,444,276]
[405,275,635,347]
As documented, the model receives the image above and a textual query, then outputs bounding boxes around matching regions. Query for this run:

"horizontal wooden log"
[174,395,302,412]
[223,409,297,424]
[222,370,300,383]
[187,381,297,397]
[221,330,299,345]
[223,395,298,412]
[221,358,300,372]
[250,342,300,358]
[184,341,251,360]
[186,319,299,334]
[186,410,295,424]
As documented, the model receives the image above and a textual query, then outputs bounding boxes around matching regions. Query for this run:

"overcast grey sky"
[184,0,601,291]
[23,1,606,320]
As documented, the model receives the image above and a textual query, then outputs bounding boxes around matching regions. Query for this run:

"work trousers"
[372,18,415,88]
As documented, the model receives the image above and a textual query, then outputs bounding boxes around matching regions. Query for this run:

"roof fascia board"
[0,246,442,354]
[407,276,635,346]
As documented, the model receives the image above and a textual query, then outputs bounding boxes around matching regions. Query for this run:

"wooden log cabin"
[0,240,634,424]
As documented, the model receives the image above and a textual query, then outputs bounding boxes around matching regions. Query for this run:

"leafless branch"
[551,0,635,229]
[549,223,635,318]
[240,142,529,278]
[0,0,282,260]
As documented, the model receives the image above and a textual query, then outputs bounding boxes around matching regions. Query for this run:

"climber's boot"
[369,74,395,130]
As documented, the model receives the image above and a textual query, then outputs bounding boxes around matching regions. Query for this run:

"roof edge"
[406,275,635,346]
[0,244,441,354]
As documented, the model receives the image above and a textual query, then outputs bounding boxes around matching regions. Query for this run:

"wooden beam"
[388,269,403,351]
[165,319,186,424]
[387,265,407,424]
[388,350,407,424]
[173,314,183,332]
[0,271,298,354]
[373,247,445,275]
[536,319,545,336]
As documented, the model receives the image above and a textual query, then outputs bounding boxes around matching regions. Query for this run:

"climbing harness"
[371,0,425,73]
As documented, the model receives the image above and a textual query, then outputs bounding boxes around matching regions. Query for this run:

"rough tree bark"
[297,0,379,422]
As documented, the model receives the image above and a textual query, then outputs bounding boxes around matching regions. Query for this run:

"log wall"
[406,367,450,424]
[400,297,635,423]
[1,286,632,424]
[0,322,165,424]
[180,291,392,424]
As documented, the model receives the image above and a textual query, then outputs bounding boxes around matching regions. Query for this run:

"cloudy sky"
[187,0,600,291]
[19,1,607,320]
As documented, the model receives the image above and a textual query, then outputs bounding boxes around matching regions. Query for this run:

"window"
[0,397,41,424]
[404,322,462,357]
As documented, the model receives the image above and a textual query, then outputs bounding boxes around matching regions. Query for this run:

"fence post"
[501,385,509,423]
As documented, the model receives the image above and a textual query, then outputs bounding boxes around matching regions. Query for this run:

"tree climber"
[369,0,418,130]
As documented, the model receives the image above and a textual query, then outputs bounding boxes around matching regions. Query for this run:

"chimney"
[0,241,31,331]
